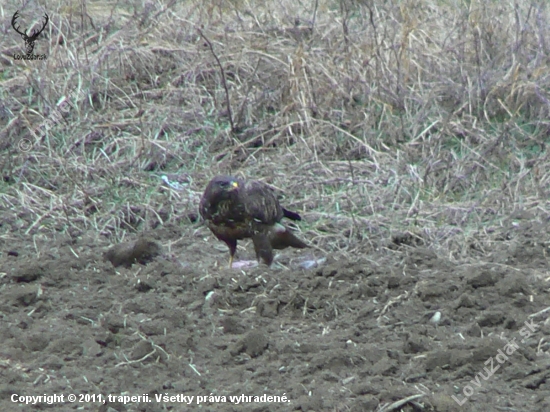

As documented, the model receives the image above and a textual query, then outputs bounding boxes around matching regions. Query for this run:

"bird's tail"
[282,207,301,221]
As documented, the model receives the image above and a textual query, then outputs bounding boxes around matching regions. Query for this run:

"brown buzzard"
[199,175,308,267]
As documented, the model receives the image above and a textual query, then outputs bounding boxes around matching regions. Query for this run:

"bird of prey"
[199,175,308,267]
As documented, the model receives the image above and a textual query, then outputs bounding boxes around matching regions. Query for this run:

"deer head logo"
[11,11,49,55]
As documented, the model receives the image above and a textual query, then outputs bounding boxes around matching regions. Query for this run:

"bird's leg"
[227,241,257,269]
[252,233,274,266]
[225,239,237,269]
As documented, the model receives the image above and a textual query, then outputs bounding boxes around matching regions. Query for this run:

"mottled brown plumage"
[199,175,308,267]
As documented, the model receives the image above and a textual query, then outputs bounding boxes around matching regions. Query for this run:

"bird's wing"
[198,192,211,220]
[240,180,283,225]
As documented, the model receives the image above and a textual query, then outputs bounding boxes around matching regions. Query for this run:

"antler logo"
[11,10,49,56]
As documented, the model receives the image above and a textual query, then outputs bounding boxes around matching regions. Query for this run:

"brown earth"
[1,218,549,412]
[3,0,550,411]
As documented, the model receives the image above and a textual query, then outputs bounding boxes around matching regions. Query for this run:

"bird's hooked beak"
[229,180,239,190]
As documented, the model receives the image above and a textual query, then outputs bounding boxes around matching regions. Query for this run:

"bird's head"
[206,175,240,201]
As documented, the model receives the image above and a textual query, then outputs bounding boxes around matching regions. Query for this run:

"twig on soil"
[378,394,424,411]
[151,343,170,360]
[115,349,157,367]
[536,338,546,354]
[378,291,410,320]
[529,306,550,318]
[188,363,201,376]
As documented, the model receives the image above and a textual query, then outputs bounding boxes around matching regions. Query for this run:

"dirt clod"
[104,238,161,268]
[11,263,44,282]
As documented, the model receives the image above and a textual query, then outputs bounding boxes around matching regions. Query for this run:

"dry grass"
[1,0,550,262]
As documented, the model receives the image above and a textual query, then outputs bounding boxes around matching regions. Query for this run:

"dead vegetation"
[2,0,550,263]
